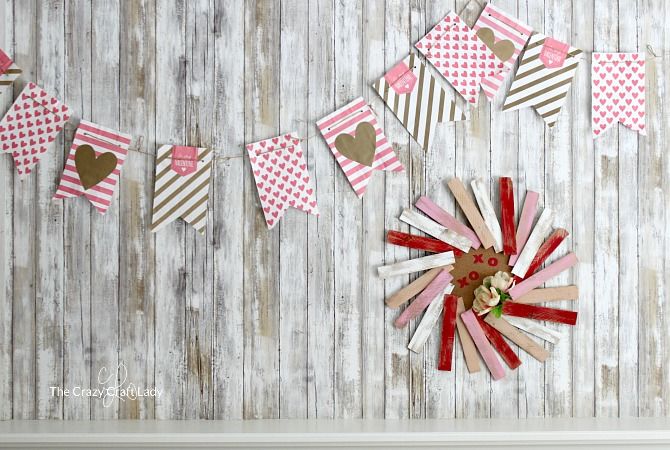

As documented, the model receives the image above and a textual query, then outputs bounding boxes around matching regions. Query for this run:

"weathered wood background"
[0,0,668,420]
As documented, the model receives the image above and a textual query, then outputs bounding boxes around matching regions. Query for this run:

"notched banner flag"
[503,32,583,127]
[246,132,319,229]
[150,145,213,235]
[592,52,645,138]
[373,53,467,151]
[53,120,132,214]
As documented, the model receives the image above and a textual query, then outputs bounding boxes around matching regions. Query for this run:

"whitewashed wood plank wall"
[0,0,668,419]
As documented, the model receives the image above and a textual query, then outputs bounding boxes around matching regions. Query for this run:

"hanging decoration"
[317,97,403,198]
[414,12,504,105]
[592,52,646,137]
[0,48,21,86]
[471,3,533,101]
[503,33,583,126]
[381,176,579,379]
[150,145,213,235]
[372,53,467,151]
[246,132,319,229]
[53,120,131,214]
[0,82,70,177]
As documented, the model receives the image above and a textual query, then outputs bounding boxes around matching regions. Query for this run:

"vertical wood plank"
[306,0,336,420]
[118,0,157,419]
[616,0,640,419]
[570,0,596,418]
[361,0,387,419]
[543,0,575,418]
[34,0,65,420]
[278,0,309,419]
[516,0,547,420]
[593,0,620,417]
[383,0,412,421]
[637,0,668,418]
[212,0,245,420]
[488,0,521,418]
[333,0,363,419]
[154,0,187,420]
[243,0,280,419]
[0,0,14,420]
[454,0,493,419]
[184,0,215,420]
[63,0,92,420]
[90,0,122,419]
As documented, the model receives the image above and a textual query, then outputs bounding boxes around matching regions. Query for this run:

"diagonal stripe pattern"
[503,33,583,127]
[150,145,213,235]
[373,53,467,151]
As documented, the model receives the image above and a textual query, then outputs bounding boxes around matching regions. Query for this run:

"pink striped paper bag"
[0,82,70,177]
[472,3,532,101]
[317,97,403,197]
[414,12,504,105]
[53,120,132,214]
[246,132,319,229]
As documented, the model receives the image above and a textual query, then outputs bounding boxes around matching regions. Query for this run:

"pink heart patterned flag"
[247,132,319,229]
[0,82,70,177]
[316,97,403,197]
[472,3,533,101]
[53,120,132,214]
[592,52,646,138]
[414,12,504,105]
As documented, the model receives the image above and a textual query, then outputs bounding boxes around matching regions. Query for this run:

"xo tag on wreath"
[450,247,511,309]
[539,37,570,68]
[171,145,198,176]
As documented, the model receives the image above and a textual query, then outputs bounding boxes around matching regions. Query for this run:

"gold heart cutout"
[74,144,118,190]
[334,122,376,167]
[476,27,515,62]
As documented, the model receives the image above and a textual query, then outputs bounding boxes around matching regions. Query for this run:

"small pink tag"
[171,146,198,176]
[0,48,12,75]
[539,37,570,68]
[384,61,417,94]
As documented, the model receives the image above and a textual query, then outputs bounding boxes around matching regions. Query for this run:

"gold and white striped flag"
[0,48,21,86]
[150,145,213,235]
[502,33,583,127]
[373,53,467,151]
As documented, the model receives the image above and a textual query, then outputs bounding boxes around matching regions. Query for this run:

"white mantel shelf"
[1,418,670,449]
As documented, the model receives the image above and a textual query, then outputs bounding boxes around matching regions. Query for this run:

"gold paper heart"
[334,122,376,167]
[476,28,515,62]
[74,144,117,190]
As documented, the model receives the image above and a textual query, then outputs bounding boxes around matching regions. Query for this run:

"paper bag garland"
[0,47,21,86]
[592,52,646,138]
[372,53,467,151]
[415,12,505,105]
[246,133,319,229]
[0,82,70,177]
[150,145,213,235]
[316,97,403,198]
[53,120,131,214]
[472,3,533,101]
[503,33,583,127]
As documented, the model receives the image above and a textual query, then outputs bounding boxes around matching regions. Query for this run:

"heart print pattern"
[0,82,70,177]
[592,52,645,138]
[247,133,319,229]
[415,12,504,104]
